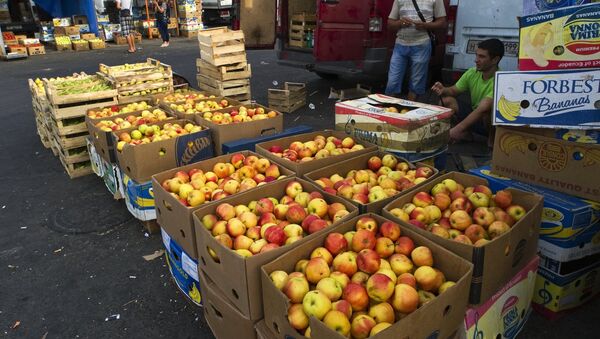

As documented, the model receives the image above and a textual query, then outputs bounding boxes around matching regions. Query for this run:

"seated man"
[431,38,504,143]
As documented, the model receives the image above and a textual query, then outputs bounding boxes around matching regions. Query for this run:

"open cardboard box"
[255,130,379,177]
[159,96,241,120]
[114,119,214,183]
[382,172,543,305]
[200,269,259,339]
[193,177,358,320]
[260,213,474,339]
[152,150,295,258]
[304,150,439,214]
[194,103,285,155]
[492,126,600,202]
[86,106,174,163]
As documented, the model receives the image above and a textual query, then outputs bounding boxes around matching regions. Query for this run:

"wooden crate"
[35,117,52,149]
[196,74,251,97]
[181,30,198,38]
[196,58,251,81]
[58,154,94,179]
[226,92,252,105]
[48,115,87,137]
[289,12,316,48]
[52,136,90,164]
[89,40,106,49]
[99,58,173,82]
[27,45,46,55]
[197,27,246,66]
[267,82,306,113]
[72,41,90,51]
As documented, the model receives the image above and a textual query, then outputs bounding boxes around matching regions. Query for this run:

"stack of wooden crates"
[42,74,118,178]
[289,12,316,48]
[267,82,306,113]
[99,58,174,104]
[196,27,252,104]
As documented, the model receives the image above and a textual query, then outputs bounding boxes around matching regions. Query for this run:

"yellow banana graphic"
[499,133,528,155]
[497,95,522,121]
[584,149,600,167]
[189,283,202,304]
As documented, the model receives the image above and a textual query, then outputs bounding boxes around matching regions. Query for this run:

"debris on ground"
[143,250,165,261]
[104,314,120,322]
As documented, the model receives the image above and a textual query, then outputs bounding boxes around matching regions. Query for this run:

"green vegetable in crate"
[51,75,112,96]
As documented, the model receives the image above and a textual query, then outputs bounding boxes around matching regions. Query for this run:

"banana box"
[334,94,453,156]
[122,174,155,221]
[493,69,600,129]
[459,256,539,339]
[161,228,202,306]
[469,166,600,262]
[532,253,600,317]
[492,126,600,201]
[101,159,124,200]
[523,0,593,16]
[519,3,600,70]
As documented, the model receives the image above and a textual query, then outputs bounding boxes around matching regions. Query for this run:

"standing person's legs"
[127,33,136,52]
[407,41,432,101]
[158,20,169,45]
[385,44,409,96]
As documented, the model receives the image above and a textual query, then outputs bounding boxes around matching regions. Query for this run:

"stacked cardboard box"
[177,0,202,37]
[487,1,600,319]
[0,0,9,22]
[196,27,252,104]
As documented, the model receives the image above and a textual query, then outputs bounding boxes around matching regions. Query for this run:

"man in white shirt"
[386,0,447,101]
[116,0,136,53]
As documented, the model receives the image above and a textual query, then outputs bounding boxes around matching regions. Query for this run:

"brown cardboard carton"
[382,172,543,305]
[492,126,600,202]
[193,177,358,320]
[200,270,259,339]
[114,119,214,182]
[194,104,285,155]
[152,150,295,257]
[159,96,241,120]
[304,150,439,214]
[255,130,379,177]
[261,213,474,339]
[255,319,276,339]
[86,105,173,163]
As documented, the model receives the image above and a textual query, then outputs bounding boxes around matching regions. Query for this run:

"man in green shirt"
[431,39,504,142]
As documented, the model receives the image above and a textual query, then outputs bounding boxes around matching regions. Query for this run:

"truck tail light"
[446,5,457,44]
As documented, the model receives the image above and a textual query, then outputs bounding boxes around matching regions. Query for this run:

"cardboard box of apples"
[193,177,359,320]
[86,103,173,163]
[160,96,240,119]
[260,213,473,339]
[304,151,438,214]
[114,119,214,182]
[193,104,285,155]
[152,151,295,257]
[382,172,543,305]
[256,131,379,177]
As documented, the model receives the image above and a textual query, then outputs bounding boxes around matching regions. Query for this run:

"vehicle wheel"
[315,72,338,80]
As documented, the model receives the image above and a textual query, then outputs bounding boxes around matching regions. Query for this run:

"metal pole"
[145,0,151,39]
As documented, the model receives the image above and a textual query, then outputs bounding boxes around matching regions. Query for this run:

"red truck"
[275,0,451,80]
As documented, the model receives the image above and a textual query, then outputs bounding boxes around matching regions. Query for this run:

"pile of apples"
[87,101,151,119]
[94,109,170,132]
[169,98,231,114]
[389,179,526,246]
[200,180,352,258]
[267,135,365,163]
[160,92,212,104]
[199,106,278,125]
[116,122,204,151]
[160,153,288,207]
[314,155,434,205]
[268,216,455,338]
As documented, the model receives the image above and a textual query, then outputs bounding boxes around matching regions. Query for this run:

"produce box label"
[519,3,600,70]
[162,229,202,306]
[174,132,213,166]
[493,69,600,129]
[123,174,155,221]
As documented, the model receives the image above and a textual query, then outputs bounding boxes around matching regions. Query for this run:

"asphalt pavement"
[0,37,597,338]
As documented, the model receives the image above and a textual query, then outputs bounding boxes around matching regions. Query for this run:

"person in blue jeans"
[154,0,170,47]
[386,0,447,101]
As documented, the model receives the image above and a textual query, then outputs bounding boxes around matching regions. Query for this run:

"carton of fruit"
[113,119,213,182]
[152,88,212,105]
[161,96,240,120]
[255,130,379,177]
[260,213,473,339]
[334,94,453,156]
[304,151,438,214]
[382,172,543,304]
[193,103,285,155]
[86,105,173,163]
[152,150,295,257]
[192,177,359,320]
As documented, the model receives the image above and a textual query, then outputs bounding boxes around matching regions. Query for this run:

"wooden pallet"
[198,27,246,66]
[196,58,251,81]
[268,82,307,113]
[58,154,94,179]
[197,74,251,97]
